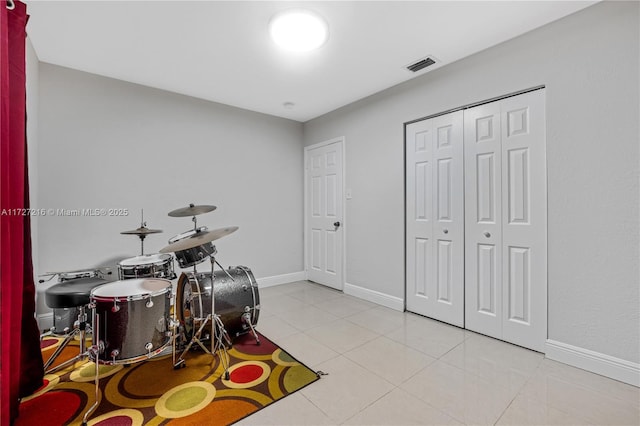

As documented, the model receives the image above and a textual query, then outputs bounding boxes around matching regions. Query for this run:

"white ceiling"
[25,1,596,122]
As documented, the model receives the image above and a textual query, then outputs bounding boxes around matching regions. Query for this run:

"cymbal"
[168,204,217,217]
[159,226,238,254]
[120,226,163,236]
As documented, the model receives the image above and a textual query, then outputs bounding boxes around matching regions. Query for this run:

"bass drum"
[176,266,260,341]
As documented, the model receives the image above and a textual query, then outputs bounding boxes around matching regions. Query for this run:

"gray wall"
[303,1,639,364]
[37,64,304,315]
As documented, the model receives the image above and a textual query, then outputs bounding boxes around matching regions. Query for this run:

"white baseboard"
[546,339,639,387]
[257,271,306,288]
[344,282,404,312]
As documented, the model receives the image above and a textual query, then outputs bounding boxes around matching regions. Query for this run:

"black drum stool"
[43,277,108,373]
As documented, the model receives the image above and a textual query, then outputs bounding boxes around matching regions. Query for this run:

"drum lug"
[110,349,119,360]
[145,342,153,354]
[111,301,120,313]
[146,299,154,308]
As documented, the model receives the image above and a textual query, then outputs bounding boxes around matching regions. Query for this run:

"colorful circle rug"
[17,332,319,425]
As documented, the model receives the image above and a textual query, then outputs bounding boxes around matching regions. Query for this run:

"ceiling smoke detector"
[406,56,437,73]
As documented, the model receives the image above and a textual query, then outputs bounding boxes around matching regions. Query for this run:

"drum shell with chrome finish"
[174,242,215,269]
[91,278,172,364]
[177,266,260,339]
[52,307,81,335]
[117,253,176,280]
[168,227,214,268]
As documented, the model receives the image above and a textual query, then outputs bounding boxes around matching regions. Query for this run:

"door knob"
[443,229,449,234]
[483,231,491,238]
[334,221,341,228]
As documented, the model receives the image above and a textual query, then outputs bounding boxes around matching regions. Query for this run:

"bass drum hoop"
[236,265,259,326]
[175,266,259,339]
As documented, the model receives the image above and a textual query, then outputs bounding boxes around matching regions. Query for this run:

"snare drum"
[118,253,175,280]
[91,278,172,365]
[169,227,215,268]
[176,266,260,340]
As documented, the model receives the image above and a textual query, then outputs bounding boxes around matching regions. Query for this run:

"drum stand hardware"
[42,305,91,374]
[82,310,103,426]
[173,252,232,380]
[242,307,261,345]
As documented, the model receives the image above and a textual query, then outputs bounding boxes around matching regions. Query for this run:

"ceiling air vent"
[406,56,436,73]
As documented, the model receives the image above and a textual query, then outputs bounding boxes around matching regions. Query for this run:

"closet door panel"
[407,111,464,327]
[464,103,503,339]
[500,90,547,352]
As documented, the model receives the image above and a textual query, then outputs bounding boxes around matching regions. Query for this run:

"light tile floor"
[237,281,640,426]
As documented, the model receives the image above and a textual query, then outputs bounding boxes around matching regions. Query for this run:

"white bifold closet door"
[406,111,464,327]
[465,89,547,352]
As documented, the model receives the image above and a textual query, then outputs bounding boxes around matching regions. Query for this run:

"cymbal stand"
[139,209,146,255]
[192,213,198,232]
[43,305,91,374]
[174,251,232,379]
[171,302,182,368]
[208,252,232,380]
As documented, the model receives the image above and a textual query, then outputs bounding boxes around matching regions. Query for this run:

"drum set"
[40,204,260,425]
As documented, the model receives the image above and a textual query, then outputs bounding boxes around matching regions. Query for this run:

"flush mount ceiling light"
[269,9,328,52]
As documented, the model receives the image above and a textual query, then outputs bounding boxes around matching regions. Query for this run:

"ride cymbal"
[168,204,217,217]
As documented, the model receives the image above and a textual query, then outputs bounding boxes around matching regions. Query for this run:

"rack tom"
[168,227,215,268]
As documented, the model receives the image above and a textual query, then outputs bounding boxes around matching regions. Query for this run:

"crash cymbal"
[120,226,163,236]
[159,226,238,253]
[168,204,217,217]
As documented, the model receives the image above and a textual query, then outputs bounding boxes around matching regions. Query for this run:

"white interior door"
[464,101,503,339]
[465,89,547,352]
[499,91,547,351]
[305,139,344,290]
[406,111,464,327]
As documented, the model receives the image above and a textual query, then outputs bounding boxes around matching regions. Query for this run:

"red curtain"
[1,1,44,423]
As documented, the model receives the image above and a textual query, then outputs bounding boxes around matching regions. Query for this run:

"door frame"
[304,136,346,290]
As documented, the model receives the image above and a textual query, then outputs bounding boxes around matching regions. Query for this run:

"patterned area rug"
[17,332,319,425]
